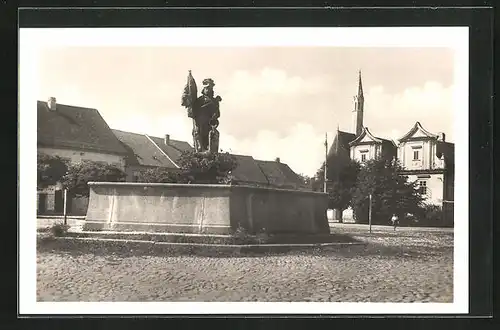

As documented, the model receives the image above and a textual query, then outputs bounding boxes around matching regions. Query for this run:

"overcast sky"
[36,46,455,176]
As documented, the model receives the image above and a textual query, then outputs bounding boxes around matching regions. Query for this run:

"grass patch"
[50,223,70,237]
[61,231,359,245]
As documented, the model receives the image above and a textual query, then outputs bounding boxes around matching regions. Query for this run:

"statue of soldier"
[181,72,221,153]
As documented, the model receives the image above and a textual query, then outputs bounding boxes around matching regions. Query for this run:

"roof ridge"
[37,100,97,111]
[254,160,272,186]
[112,129,149,136]
[145,134,180,169]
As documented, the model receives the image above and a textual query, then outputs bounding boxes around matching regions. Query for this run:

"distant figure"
[391,214,399,231]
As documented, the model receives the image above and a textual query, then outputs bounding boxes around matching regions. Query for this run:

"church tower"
[352,70,364,136]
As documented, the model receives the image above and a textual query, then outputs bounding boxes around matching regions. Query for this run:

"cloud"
[219,68,337,139]
[364,81,454,141]
[38,54,454,178]
[106,74,454,177]
[218,123,335,177]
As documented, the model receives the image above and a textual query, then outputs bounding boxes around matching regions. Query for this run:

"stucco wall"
[398,140,444,171]
[351,144,379,162]
[406,173,444,205]
[84,182,329,235]
[38,147,125,170]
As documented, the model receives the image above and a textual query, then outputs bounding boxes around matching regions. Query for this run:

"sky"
[36,46,455,177]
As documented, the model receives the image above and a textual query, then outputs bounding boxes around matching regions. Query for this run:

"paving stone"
[37,228,453,302]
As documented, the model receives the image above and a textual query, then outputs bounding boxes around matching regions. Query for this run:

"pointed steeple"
[352,70,365,136]
[357,70,364,100]
[335,124,340,153]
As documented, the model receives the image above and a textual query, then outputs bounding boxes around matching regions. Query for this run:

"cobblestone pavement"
[37,227,453,302]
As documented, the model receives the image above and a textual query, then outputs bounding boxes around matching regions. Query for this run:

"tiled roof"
[349,127,394,146]
[256,160,306,189]
[112,129,178,168]
[110,127,305,189]
[255,160,287,186]
[229,155,306,189]
[230,154,269,185]
[148,136,192,165]
[328,130,356,157]
[37,101,127,155]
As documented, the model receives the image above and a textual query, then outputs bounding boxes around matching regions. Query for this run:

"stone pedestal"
[83,182,330,235]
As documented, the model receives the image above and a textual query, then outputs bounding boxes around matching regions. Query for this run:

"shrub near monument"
[136,150,238,185]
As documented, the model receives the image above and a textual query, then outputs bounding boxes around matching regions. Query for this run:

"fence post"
[63,189,68,226]
[368,194,372,233]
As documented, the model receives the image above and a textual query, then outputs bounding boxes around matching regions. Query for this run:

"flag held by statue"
[181,70,198,118]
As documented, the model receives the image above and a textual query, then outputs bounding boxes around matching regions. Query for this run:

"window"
[413,150,420,160]
[419,181,427,195]
[361,153,367,162]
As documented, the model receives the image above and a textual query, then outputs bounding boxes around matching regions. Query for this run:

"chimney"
[164,134,170,145]
[437,132,446,142]
[47,97,57,111]
[275,157,280,163]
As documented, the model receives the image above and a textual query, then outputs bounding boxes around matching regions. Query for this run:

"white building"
[37,97,129,214]
[326,72,454,223]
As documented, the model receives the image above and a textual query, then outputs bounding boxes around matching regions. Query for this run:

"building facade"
[37,98,129,215]
[396,122,455,206]
[349,127,397,163]
[325,72,455,223]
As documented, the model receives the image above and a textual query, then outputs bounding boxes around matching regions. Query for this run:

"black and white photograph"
[19,26,469,314]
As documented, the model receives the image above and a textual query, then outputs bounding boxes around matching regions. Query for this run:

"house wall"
[37,185,58,213]
[406,173,444,205]
[398,140,445,171]
[444,169,455,201]
[350,144,379,162]
[38,147,126,214]
[38,147,126,170]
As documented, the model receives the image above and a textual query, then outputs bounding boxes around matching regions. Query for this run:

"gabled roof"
[230,156,306,189]
[274,162,308,188]
[230,154,269,185]
[112,129,179,168]
[37,101,128,155]
[255,160,305,189]
[398,121,439,142]
[148,136,192,166]
[349,127,391,146]
[327,130,356,158]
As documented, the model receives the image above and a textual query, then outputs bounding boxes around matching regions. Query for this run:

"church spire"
[352,70,365,136]
[335,124,340,153]
[357,70,364,100]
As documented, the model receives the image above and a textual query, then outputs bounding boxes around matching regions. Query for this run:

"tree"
[136,167,184,183]
[60,161,126,197]
[297,173,313,190]
[351,157,425,225]
[37,154,68,187]
[176,150,238,184]
[312,155,360,212]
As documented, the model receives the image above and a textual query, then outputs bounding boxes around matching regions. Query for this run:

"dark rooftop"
[37,100,127,155]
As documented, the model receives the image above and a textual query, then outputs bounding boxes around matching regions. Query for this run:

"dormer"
[349,127,397,163]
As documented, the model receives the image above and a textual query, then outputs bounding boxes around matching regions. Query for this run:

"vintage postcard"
[19,26,469,315]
